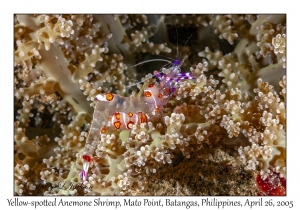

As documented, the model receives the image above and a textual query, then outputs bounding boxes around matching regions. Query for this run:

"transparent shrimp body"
[81,60,195,182]
[81,93,151,181]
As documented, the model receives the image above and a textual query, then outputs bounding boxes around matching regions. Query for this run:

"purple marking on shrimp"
[155,72,162,78]
[177,72,193,77]
[81,169,87,182]
[173,60,180,66]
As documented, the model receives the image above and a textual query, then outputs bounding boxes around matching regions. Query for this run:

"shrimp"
[81,35,195,182]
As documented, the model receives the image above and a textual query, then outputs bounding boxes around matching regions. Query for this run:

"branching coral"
[14,14,286,196]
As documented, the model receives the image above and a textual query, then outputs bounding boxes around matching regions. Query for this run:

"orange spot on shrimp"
[140,113,148,123]
[105,93,114,101]
[148,83,154,88]
[155,106,161,112]
[164,88,169,93]
[127,121,134,129]
[128,112,133,117]
[158,93,163,98]
[114,112,121,120]
[100,126,107,134]
[144,91,152,97]
[114,121,121,129]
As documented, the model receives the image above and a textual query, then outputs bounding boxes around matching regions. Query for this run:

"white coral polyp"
[272,34,286,54]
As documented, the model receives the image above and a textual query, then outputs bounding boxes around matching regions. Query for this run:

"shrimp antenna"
[154,53,176,62]
[128,59,172,69]
[178,34,193,62]
[126,59,172,88]
[126,78,151,88]
[175,23,179,60]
